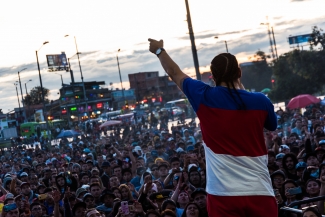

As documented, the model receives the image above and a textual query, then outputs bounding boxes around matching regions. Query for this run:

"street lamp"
[17,68,27,122]
[65,35,88,120]
[54,73,64,86]
[14,82,21,121]
[116,49,126,108]
[214,36,229,53]
[25,79,32,121]
[36,41,51,138]
[260,22,278,60]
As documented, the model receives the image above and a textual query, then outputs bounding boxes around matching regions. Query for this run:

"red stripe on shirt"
[197,104,268,157]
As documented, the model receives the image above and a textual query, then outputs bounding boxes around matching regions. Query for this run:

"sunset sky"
[0,0,324,112]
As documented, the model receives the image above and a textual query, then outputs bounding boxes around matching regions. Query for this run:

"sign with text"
[288,34,311,45]
[46,53,68,68]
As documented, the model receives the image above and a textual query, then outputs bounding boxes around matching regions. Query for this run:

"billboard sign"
[112,89,135,100]
[46,53,68,68]
[288,34,312,45]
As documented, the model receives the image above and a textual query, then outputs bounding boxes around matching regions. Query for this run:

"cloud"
[178,29,250,40]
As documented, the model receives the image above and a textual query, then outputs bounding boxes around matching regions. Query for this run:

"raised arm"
[148,39,188,90]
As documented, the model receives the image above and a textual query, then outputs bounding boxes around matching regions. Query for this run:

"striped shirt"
[182,78,277,196]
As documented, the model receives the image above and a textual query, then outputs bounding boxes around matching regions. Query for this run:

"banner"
[46,53,68,68]
[288,34,311,45]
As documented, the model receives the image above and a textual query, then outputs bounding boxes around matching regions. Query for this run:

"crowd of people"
[0,102,324,217]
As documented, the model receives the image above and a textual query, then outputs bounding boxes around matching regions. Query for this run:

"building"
[58,81,112,122]
[111,89,136,110]
[128,72,183,106]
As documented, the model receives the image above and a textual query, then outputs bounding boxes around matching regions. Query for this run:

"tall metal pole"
[271,27,279,60]
[14,83,21,120]
[225,41,229,53]
[74,36,88,120]
[68,58,79,122]
[36,50,51,138]
[25,82,31,122]
[17,68,27,122]
[116,50,126,107]
[184,0,201,80]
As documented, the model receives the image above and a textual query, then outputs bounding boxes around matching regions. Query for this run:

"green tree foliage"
[309,26,325,50]
[24,86,50,105]
[240,51,273,92]
[268,49,325,102]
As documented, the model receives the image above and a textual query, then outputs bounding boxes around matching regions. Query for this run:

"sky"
[0,0,324,113]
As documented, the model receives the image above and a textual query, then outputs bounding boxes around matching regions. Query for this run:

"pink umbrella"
[287,94,320,109]
[99,120,122,129]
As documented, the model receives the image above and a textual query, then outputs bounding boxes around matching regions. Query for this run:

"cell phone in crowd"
[288,187,302,195]
[3,203,17,212]
[121,201,129,215]
[38,194,47,200]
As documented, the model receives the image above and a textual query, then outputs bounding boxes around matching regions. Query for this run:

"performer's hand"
[148,38,164,54]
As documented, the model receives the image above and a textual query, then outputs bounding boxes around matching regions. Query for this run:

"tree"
[268,49,325,102]
[309,26,325,50]
[24,86,50,105]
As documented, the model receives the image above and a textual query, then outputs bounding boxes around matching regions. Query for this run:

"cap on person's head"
[5,193,14,200]
[20,182,30,188]
[131,142,138,147]
[101,162,110,168]
[186,145,194,152]
[191,188,207,199]
[296,162,307,170]
[319,140,325,146]
[183,129,188,133]
[155,143,162,149]
[188,164,198,172]
[279,145,290,152]
[270,170,286,180]
[86,160,93,164]
[276,153,285,160]
[72,202,87,216]
[76,188,88,198]
[83,148,91,153]
[315,147,325,154]
[82,193,94,202]
[176,147,184,153]
[134,146,142,152]
[19,172,28,178]
[168,137,175,142]
[100,190,116,202]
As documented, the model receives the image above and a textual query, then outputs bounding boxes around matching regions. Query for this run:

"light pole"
[14,82,21,121]
[54,73,64,86]
[25,80,32,121]
[65,35,88,120]
[214,36,229,53]
[116,49,126,108]
[36,41,51,138]
[17,68,27,122]
[184,0,201,80]
[260,22,278,60]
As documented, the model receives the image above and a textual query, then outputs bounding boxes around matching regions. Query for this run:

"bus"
[20,119,67,138]
[100,110,122,121]
[164,99,188,109]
